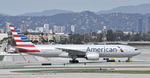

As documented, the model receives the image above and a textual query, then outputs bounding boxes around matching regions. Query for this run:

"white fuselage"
[27,44,141,58]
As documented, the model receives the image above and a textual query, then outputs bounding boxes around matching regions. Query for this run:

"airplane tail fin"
[9,25,40,53]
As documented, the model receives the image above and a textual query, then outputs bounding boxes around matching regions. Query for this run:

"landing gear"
[69,59,79,63]
[41,63,52,65]
[69,56,79,63]
[126,57,133,62]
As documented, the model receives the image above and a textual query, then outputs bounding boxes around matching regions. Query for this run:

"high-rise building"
[0,29,4,33]
[138,19,143,33]
[6,22,11,32]
[36,27,44,32]
[144,17,150,33]
[27,29,34,32]
[102,26,107,42]
[53,25,60,33]
[49,29,53,33]
[20,25,27,32]
[71,25,75,33]
[39,27,44,32]
[60,26,65,33]
[43,24,49,33]
[53,25,65,33]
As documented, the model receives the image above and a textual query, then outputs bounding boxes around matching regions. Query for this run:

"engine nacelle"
[85,52,99,60]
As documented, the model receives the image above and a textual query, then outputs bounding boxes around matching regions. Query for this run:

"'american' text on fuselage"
[86,47,118,53]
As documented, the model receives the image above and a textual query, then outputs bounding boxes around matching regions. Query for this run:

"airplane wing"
[56,48,86,57]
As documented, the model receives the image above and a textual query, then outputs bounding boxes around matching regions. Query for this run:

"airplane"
[9,25,141,63]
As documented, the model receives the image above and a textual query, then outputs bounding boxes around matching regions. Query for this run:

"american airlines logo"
[86,47,117,53]
[117,46,124,52]
[86,46,124,53]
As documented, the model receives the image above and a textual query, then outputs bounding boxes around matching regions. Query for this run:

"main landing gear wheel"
[69,56,79,63]
[69,60,79,63]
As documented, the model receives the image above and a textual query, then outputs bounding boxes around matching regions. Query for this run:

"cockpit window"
[135,49,138,51]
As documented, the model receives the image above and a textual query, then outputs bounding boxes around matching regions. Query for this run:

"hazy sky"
[1,0,150,15]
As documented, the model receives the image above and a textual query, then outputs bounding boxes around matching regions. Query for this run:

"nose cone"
[134,49,141,56]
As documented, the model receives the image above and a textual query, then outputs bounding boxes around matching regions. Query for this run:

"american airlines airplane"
[9,25,141,63]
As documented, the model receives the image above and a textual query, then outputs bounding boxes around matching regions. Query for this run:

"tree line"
[59,30,150,44]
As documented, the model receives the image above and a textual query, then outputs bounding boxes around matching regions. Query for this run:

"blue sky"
[1,0,150,15]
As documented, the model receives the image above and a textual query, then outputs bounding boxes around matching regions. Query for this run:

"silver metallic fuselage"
[27,44,141,58]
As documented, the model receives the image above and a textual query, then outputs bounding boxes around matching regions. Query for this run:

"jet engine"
[85,52,99,60]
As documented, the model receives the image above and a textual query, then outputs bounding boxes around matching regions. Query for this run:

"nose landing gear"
[126,57,133,62]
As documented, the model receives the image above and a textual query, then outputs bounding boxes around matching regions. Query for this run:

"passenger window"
[135,49,138,51]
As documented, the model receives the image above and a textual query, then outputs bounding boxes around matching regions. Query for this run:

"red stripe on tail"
[13,35,20,37]
[18,49,40,52]
[11,30,16,32]
[9,25,13,27]
[17,45,35,47]
[15,40,23,42]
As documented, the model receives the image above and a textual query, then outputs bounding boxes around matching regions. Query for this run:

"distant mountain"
[97,4,150,14]
[0,13,9,16]
[48,11,101,33]
[0,11,149,33]
[20,9,73,16]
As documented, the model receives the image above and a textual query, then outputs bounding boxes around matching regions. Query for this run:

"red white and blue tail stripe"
[9,25,40,53]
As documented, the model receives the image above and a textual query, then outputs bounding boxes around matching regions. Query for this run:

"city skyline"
[1,0,150,15]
